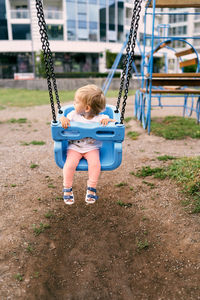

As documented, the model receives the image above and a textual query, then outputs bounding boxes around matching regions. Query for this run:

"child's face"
[74,96,86,115]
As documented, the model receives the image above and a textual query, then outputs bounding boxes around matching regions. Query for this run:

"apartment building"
[5,0,196,79]
[0,0,157,78]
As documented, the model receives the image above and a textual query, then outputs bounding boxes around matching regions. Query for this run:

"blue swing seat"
[51,104,125,171]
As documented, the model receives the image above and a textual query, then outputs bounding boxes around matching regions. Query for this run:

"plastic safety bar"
[51,122,125,142]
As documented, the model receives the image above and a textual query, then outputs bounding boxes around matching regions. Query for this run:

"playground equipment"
[35,0,142,170]
[134,0,200,133]
[102,36,141,96]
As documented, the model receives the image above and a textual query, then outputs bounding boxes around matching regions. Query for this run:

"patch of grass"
[167,157,200,193]
[26,244,34,253]
[127,131,140,140]
[117,200,132,208]
[115,182,128,187]
[30,140,46,145]
[181,199,191,207]
[30,164,39,169]
[33,223,51,236]
[135,166,167,179]
[14,273,23,281]
[20,140,45,146]
[136,157,200,213]
[137,239,149,251]
[142,180,155,189]
[166,157,200,213]
[33,272,40,278]
[0,89,75,107]
[20,141,29,146]
[48,184,56,188]
[0,89,135,107]
[157,155,176,161]
[124,117,133,123]
[8,118,27,123]
[44,211,54,218]
[139,149,145,153]
[151,116,200,140]
[192,199,200,213]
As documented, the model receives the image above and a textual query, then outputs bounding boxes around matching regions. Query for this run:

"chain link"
[115,0,140,113]
[120,0,142,123]
[35,0,62,123]
[115,0,142,124]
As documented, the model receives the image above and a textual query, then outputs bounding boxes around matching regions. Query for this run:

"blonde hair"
[75,84,106,116]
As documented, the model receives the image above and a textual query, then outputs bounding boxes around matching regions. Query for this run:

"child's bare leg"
[63,149,82,203]
[84,149,101,195]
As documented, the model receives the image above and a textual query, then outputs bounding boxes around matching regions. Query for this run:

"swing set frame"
[35,0,142,170]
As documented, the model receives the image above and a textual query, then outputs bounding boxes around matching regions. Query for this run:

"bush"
[106,50,125,69]
[54,72,121,78]
[183,64,197,73]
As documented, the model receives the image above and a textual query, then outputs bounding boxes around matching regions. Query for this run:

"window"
[78,20,87,29]
[78,3,87,13]
[47,25,63,40]
[66,1,76,19]
[89,22,97,29]
[118,1,124,42]
[0,0,8,39]
[100,5,106,41]
[109,0,115,31]
[67,20,76,28]
[78,12,87,21]
[89,1,98,41]
[67,28,76,40]
[12,24,30,40]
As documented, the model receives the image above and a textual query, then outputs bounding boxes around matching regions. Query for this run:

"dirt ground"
[0,96,200,300]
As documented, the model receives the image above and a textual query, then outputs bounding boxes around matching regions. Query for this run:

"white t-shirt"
[66,110,109,153]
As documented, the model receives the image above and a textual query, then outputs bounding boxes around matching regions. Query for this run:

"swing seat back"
[51,104,125,171]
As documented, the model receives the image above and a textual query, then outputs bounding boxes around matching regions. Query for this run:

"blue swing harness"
[51,104,125,171]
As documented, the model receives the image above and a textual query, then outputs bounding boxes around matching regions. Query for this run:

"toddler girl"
[60,84,115,205]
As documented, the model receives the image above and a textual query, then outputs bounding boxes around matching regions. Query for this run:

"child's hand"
[100,118,109,126]
[60,116,70,129]
[100,118,116,126]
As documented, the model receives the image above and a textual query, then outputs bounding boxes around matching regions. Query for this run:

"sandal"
[85,187,98,204]
[63,187,74,205]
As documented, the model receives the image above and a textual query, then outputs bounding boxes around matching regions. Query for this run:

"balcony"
[10,9,29,19]
[125,0,133,4]
[44,10,63,20]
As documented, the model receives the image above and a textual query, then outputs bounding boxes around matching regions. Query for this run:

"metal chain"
[115,0,141,113]
[120,0,142,124]
[35,0,62,123]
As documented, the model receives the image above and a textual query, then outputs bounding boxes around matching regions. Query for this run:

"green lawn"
[133,156,200,213]
[151,116,200,139]
[0,88,135,108]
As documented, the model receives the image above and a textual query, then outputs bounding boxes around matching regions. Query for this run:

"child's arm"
[100,118,116,126]
[60,116,71,129]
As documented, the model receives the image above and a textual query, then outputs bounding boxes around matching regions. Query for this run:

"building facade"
[2,1,198,79]
[1,0,143,78]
